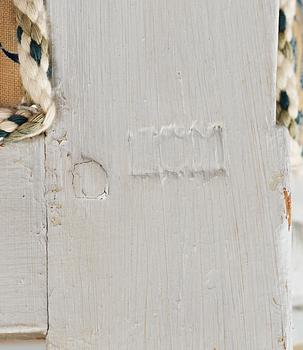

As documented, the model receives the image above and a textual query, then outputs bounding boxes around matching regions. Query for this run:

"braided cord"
[0,0,55,144]
[277,0,299,138]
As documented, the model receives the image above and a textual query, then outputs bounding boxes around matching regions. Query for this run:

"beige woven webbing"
[0,0,22,106]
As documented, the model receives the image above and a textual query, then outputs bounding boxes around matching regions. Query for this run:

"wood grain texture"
[0,141,47,338]
[46,0,291,349]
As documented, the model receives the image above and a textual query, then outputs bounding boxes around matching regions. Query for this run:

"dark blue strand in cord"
[0,43,19,64]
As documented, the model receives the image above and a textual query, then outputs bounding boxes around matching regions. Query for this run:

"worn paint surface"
[0,0,291,348]
[284,188,292,231]
[129,124,225,179]
[42,1,293,349]
[0,142,47,337]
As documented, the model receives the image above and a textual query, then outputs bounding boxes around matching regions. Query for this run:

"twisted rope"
[0,0,55,144]
[277,0,299,138]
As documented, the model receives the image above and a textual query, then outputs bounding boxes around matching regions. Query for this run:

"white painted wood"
[46,0,291,349]
[291,175,303,345]
[291,170,303,224]
[0,340,45,350]
[0,141,47,338]
[292,223,303,307]
[293,308,303,346]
